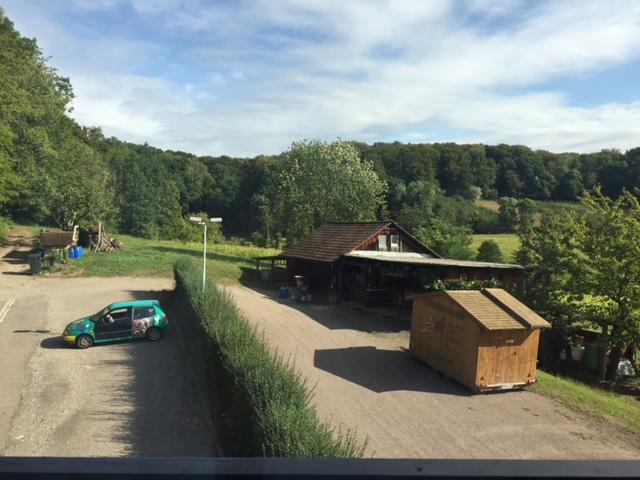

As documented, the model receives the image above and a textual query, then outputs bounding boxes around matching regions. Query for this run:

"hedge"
[173,258,366,457]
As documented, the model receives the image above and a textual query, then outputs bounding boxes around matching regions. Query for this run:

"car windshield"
[91,307,109,322]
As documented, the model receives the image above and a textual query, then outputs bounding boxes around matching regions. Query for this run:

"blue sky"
[3,0,640,156]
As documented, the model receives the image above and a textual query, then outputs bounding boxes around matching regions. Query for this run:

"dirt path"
[0,231,218,457]
[227,285,640,459]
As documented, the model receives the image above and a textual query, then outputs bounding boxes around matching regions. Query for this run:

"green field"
[62,234,280,282]
[533,370,640,435]
[471,234,520,262]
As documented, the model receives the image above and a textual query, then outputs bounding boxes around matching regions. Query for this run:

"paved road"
[227,285,640,459]
[0,232,218,457]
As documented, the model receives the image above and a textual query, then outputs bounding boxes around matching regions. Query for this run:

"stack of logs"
[84,222,124,252]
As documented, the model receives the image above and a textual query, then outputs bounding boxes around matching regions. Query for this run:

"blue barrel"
[69,247,77,260]
[76,246,84,258]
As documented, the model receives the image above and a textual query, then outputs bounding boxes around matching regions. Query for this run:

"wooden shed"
[409,288,550,392]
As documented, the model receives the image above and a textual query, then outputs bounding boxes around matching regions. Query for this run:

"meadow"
[471,233,520,261]
[63,234,280,282]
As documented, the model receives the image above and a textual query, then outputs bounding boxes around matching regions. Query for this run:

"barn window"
[378,235,388,251]
[390,234,400,251]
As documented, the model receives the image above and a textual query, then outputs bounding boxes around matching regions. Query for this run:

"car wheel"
[146,327,162,342]
[75,334,94,349]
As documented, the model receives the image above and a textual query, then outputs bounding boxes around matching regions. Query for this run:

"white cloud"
[4,0,640,155]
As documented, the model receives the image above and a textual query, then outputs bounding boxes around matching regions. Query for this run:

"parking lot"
[0,243,218,457]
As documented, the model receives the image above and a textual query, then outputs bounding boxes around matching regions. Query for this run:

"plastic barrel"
[28,252,42,274]
[76,246,84,258]
[584,343,599,370]
[69,247,77,260]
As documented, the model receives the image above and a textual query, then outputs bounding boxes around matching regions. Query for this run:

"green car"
[63,300,168,349]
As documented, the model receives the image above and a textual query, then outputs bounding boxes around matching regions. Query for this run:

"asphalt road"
[0,235,218,457]
[227,285,640,459]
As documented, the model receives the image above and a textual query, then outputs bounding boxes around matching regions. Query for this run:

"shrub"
[173,259,366,457]
[0,216,10,244]
[476,240,504,263]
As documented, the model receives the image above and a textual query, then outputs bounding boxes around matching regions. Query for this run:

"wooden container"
[409,288,550,392]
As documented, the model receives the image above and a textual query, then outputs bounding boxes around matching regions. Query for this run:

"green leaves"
[263,140,387,245]
[518,189,640,373]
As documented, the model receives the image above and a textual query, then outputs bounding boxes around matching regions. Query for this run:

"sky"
[3,0,640,157]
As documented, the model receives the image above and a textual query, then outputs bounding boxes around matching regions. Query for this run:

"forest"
[1,8,640,256]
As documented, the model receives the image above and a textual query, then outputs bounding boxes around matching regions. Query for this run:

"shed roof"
[281,221,438,263]
[40,231,75,249]
[344,250,523,270]
[426,289,550,331]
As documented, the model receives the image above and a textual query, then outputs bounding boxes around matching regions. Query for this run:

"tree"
[42,138,114,229]
[416,218,473,259]
[263,140,387,244]
[518,189,640,381]
[476,240,503,263]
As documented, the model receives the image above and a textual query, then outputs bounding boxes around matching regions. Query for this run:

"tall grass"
[0,217,11,244]
[174,258,366,457]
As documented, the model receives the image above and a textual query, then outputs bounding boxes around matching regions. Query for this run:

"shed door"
[477,330,536,386]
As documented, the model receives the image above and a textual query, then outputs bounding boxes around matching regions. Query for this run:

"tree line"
[2,8,640,253]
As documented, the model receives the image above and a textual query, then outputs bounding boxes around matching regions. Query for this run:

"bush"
[173,259,366,457]
[0,216,10,244]
[476,240,504,263]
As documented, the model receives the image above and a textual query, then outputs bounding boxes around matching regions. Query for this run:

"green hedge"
[173,258,366,457]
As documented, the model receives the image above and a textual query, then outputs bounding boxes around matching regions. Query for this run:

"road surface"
[0,229,218,457]
[227,285,640,459]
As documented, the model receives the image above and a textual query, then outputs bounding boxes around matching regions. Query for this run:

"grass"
[63,234,280,282]
[533,370,640,435]
[174,258,366,457]
[471,234,520,262]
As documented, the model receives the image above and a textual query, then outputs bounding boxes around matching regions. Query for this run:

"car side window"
[133,307,155,320]
[107,307,132,323]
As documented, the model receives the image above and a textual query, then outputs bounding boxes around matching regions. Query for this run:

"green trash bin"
[28,251,42,275]
[584,343,599,370]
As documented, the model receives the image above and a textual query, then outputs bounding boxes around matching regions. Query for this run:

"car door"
[132,306,155,337]
[94,307,132,341]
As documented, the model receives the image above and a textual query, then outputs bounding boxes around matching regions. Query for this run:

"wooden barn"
[409,288,550,392]
[256,221,524,305]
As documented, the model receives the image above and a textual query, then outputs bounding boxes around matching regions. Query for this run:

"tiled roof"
[40,231,75,248]
[282,222,392,263]
[428,289,550,331]
[344,251,522,270]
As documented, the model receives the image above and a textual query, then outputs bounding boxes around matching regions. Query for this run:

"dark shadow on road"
[314,346,471,396]
[2,271,32,276]
[102,287,216,456]
[14,329,50,334]
[40,336,69,349]
[236,284,410,333]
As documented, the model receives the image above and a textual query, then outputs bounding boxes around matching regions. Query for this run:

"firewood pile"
[81,222,124,253]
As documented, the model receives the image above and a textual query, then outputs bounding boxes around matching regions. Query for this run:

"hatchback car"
[62,300,168,349]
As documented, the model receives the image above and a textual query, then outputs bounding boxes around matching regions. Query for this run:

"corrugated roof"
[40,231,75,248]
[344,250,523,270]
[424,289,550,331]
[281,221,437,263]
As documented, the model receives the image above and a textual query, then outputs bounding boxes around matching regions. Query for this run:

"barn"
[256,221,524,305]
[409,288,551,392]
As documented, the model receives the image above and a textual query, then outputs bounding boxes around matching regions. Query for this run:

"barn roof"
[281,221,438,263]
[40,231,75,249]
[432,289,550,331]
[344,251,523,270]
